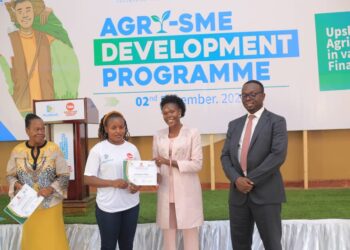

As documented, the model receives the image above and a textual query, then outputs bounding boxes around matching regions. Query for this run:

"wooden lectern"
[33,98,98,214]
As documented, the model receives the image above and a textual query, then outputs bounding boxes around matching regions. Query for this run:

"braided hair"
[98,111,130,141]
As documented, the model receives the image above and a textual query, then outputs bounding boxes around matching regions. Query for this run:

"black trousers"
[229,199,282,250]
[96,204,140,250]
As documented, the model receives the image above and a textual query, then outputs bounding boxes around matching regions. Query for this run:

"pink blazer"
[153,126,204,229]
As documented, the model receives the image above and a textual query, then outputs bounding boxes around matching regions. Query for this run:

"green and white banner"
[0,0,349,140]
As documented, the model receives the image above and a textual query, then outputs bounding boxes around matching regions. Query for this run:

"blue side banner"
[0,122,16,141]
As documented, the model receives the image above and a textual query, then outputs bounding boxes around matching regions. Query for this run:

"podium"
[34,98,98,213]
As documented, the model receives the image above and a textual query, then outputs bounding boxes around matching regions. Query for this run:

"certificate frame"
[123,160,157,186]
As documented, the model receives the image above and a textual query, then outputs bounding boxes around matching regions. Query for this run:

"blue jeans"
[96,204,140,250]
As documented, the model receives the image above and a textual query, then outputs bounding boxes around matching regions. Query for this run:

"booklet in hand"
[3,184,44,224]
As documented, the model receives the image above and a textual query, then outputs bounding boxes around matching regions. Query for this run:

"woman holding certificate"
[153,95,204,250]
[6,113,70,250]
[84,111,141,250]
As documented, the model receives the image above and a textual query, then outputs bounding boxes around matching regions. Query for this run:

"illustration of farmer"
[0,0,79,115]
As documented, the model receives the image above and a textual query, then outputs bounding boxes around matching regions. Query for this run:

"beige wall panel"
[1,130,350,188]
[308,130,350,180]
[281,131,304,182]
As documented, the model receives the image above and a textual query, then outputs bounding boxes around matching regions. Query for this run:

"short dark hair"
[160,95,186,117]
[243,80,265,93]
[25,113,42,128]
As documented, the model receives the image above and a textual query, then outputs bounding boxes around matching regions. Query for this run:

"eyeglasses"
[240,92,263,99]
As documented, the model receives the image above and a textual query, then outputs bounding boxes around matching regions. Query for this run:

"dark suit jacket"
[221,109,288,206]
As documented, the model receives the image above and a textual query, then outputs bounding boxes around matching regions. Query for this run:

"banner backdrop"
[0,0,349,141]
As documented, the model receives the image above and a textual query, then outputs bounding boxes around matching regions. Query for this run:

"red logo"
[66,102,75,111]
[126,153,134,159]
[64,102,77,116]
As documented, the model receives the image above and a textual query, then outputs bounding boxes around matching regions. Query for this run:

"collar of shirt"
[247,106,265,120]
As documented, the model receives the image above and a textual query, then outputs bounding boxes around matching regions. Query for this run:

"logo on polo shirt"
[101,154,113,164]
[126,153,134,159]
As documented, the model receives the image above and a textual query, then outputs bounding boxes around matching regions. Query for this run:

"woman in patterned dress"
[6,113,70,250]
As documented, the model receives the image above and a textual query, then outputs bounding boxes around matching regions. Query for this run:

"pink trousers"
[163,203,199,250]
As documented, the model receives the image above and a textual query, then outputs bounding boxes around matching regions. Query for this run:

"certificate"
[123,160,157,186]
[3,184,44,224]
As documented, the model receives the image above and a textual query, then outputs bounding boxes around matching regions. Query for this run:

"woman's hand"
[14,181,23,191]
[111,179,128,189]
[153,157,169,167]
[128,183,140,194]
[38,186,54,197]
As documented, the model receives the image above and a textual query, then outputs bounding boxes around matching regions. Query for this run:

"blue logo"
[101,154,113,164]
[46,105,54,112]
[43,105,58,117]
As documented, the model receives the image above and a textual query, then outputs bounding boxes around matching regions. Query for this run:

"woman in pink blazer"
[153,95,204,250]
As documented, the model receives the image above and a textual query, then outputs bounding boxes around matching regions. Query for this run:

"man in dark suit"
[221,80,288,250]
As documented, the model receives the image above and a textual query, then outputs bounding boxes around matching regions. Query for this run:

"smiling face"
[161,103,182,128]
[241,82,265,114]
[26,118,45,146]
[105,117,126,145]
[14,0,34,30]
